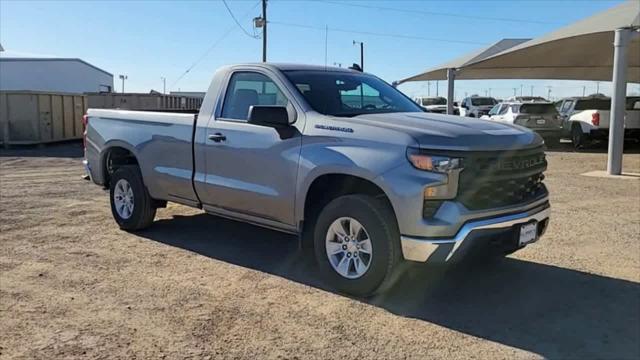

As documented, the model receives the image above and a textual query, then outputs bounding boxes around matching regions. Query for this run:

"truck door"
[196,70,303,229]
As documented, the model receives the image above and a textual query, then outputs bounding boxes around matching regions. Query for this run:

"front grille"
[457,147,547,210]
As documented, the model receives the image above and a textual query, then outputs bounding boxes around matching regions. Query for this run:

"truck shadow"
[138,213,639,359]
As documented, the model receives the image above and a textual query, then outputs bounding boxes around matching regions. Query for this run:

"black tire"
[109,165,156,231]
[313,194,402,297]
[571,123,589,149]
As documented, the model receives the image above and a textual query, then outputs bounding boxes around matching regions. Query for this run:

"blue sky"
[1,0,638,100]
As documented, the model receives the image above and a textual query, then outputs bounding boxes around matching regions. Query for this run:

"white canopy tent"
[398,0,640,175]
[397,39,530,114]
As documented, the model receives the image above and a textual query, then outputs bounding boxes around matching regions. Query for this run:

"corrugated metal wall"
[1,91,87,146]
[86,93,203,111]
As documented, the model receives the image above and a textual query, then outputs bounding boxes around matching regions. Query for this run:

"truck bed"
[86,109,200,206]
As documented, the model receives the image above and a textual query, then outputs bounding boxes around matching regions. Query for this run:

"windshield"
[283,70,422,117]
[421,97,446,106]
[514,103,558,114]
[575,98,611,110]
[471,97,497,106]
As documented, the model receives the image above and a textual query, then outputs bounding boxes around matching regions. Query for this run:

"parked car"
[84,63,550,297]
[482,101,563,146]
[506,96,549,102]
[459,96,498,117]
[414,96,459,115]
[555,95,640,148]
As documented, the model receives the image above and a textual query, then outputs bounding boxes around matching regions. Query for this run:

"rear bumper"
[533,128,563,137]
[401,203,550,263]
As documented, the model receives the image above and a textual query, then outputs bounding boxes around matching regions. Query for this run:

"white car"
[482,102,563,145]
[459,96,498,117]
[555,96,640,148]
[414,96,460,115]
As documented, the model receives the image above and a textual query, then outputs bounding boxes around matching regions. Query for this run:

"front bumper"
[401,202,550,263]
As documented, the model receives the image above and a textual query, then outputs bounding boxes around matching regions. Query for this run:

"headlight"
[406,148,463,173]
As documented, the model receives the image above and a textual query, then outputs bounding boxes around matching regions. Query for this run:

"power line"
[171,1,261,89]
[269,20,487,45]
[222,0,260,39]
[316,0,561,25]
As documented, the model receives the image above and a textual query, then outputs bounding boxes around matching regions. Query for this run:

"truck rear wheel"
[571,123,589,149]
[313,194,401,297]
[109,165,156,231]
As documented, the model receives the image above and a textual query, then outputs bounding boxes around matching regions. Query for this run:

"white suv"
[482,102,563,145]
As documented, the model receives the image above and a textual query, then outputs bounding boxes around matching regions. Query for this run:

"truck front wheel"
[313,194,401,297]
[109,165,157,231]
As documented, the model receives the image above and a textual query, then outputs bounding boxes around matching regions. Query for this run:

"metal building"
[0,57,113,93]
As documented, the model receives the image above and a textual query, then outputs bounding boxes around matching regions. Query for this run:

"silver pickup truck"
[85,63,550,296]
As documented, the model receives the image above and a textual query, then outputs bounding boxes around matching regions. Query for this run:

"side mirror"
[248,106,290,127]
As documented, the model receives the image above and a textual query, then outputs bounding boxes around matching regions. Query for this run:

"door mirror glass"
[248,106,290,127]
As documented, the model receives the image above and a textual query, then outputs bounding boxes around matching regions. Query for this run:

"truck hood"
[345,112,542,151]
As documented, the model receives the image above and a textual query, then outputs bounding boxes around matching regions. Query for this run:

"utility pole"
[436,80,439,97]
[513,88,517,96]
[520,84,523,96]
[161,77,166,94]
[546,86,552,100]
[262,0,267,62]
[353,40,364,71]
[119,74,128,93]
[596,81,600,94]
[582,86,586,96]
[427,81,430,96]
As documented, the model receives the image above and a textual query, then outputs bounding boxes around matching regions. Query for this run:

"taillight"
[82,115,89,149]
[591,112,600,126]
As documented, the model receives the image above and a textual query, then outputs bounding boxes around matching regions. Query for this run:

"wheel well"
[303,174,392,230]
[103,147,138,187]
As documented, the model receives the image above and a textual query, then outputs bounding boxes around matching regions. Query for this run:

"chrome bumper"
[401,205,550,262]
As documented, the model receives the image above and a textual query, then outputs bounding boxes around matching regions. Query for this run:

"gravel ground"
[1,142,639,359]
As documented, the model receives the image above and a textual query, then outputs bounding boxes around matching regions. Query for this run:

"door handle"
[208,133,226,142]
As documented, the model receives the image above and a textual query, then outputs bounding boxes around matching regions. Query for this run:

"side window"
[488,104,500,115]
[221,72,288,121]
[499,105,509,115]
[561,100,573,114]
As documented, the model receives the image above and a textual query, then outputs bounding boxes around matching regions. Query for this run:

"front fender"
[294,139,410,224]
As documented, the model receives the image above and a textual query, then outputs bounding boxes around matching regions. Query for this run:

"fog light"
[423,184,450,198]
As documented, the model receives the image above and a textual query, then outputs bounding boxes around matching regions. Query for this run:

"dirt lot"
[1,142,639,359]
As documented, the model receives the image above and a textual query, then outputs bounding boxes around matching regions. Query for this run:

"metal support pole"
[446,68,455,115]
[262,0,267,62]
[360,42,364,71]
[607,28,633,175]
